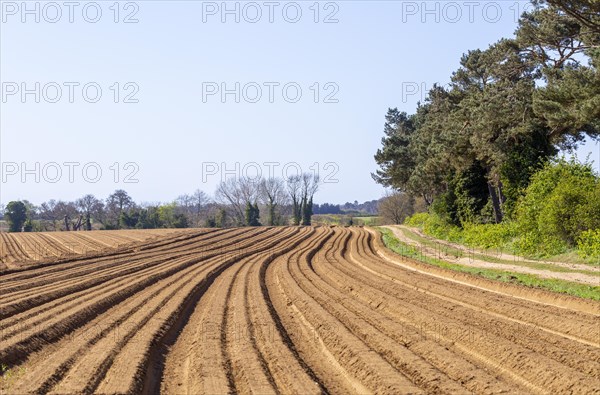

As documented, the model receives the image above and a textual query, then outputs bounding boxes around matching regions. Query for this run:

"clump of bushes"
[578,229,600,261]
[514,159,600,256]
[404,213,429,227]
[404,159,600,259]
[461,222,517,249]
[406,212,463,242]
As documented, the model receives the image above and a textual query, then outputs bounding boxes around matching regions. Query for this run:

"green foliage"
[517,1,600,147]
[461,222,518,249]
[373,1,596,226]
[515,159,599,255]
[136,207,161,229]
[23,219,34,232]
[216,208,227,228]
[245,202,261,226]
[372,109,416,189]
[378,227,600,300]
[120,209,139,229]
[205,217,217,228]
[534,64,600,148]
[115,204,190,229]
[406,212,463,242]
[577,229,600,261]
[500,127,556,218]
[404,212,429,227]
[432,164,493,226]
[406,159,599,258]
[5,201,27,232]
[352,216,380,226]
[172,213,189,228]
[301,197,314,226]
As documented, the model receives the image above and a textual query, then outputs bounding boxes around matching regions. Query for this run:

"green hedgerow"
[578,229,600,261]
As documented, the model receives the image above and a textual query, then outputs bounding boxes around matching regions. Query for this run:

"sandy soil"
[1,226,598,394]
[0,228,194,270]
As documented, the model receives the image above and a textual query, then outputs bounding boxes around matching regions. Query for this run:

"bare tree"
[50,201,79,231]
[215,177,260,226]
[191,189,209,226]
[175,189,210,227]
[175,193,194,224]
[260,177,287,226]
[76,194,104,230]
[39,200,59,231]
[378,191,415,225]
[106,190,134,228]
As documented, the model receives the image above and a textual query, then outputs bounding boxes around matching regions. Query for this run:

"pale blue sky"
[1,1,598,205]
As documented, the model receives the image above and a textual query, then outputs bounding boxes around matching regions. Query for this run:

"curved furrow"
[0,228,248,335]
[270,227,429,394]
[35,233,76,257]
[0,230,267,328]
[334,229,600,378]
[0,233,18,266]
[224,227,322,395]
[7,227,291,394]
[0,228,240,290]
[9,234,40,261]
[293,228,473,394]
[0,228,281,367]
[0,251,209,369]
[347,228,600,394]
[0,228,218,285]
[67,232,116,251]
[266,227,373,394]
[327,229,600,385]
[160,227,313,395]
[307,227,492,394]
[1,225,597,395]
[0,233,11,265]
[0,228,243,298]
[0,228,265,317]
[319,230,537,393]
[365,228,600,342]
[12,254,224,394]
[248,229,328,394]
[0,233,28,265]
[96,227,302,394]
[369,228,599,318]
[69,232,127,249]
[0,228,211,279]
[9,234,32,262]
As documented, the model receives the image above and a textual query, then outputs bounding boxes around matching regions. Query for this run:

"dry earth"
[0,229,192,271]
[0,226,598,394]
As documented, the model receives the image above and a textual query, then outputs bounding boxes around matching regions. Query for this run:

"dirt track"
[384,225,600,285]
[1,226,598,394]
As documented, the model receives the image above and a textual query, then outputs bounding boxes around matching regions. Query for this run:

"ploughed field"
[0,229,190,270]
[0,226,598,394]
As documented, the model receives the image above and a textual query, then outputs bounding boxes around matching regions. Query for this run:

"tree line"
[374,0,599,224]
[1,173,322,232]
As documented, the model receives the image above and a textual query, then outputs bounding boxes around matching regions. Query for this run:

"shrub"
[515,158,599,255]
[462,222,518,249]
[404,212,429,227]
[405,212,462,242]
[404,159,599,259]
[578,229,600,261]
